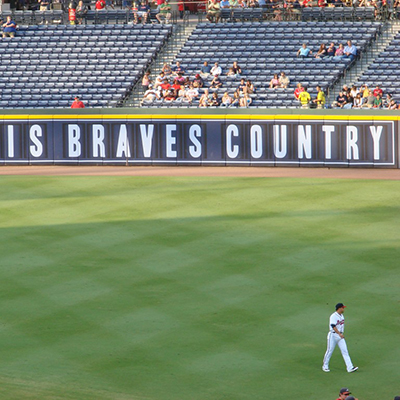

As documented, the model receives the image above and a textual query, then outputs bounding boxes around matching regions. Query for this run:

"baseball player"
[322,303,358,373]
[336,388,357,400]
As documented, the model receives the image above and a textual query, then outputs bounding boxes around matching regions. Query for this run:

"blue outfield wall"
[0,109,399,168]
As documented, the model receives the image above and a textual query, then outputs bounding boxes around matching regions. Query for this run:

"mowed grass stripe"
[0,176,399,400]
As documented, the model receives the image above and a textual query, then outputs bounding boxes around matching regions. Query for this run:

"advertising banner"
[0,116,397,167]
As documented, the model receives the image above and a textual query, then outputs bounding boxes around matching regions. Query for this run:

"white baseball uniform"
[322,311,355,372]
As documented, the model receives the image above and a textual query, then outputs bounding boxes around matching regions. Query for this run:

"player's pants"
[323,332,354,371]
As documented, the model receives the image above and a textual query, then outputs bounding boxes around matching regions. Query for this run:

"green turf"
[0,175,399,400]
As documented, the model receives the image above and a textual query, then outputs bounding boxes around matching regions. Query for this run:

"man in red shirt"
[71,96,85,108]
[373,85,383,97]
[95,0,106,9]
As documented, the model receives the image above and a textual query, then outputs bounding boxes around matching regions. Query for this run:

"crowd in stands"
[141,60,257,107]
[297,41,357,61]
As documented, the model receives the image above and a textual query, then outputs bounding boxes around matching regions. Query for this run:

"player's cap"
[336,303,346,310]
[340,388,351,395]
[393,397,400,400]
[345,396,355,400]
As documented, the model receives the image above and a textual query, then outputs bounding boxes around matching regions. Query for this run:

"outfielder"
[322,303,358,373]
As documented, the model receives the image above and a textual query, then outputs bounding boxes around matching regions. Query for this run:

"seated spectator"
[220,0,230,7]
[154,72,165,88]
[231,61,242,76]
[349,85,359,99]
[312,85,325,108]
[210,62,222,77]
[171,79,182,97]
[172,61,185,76]
[315,43,327,58]
[239,87,252,108]
[297,43,312,58]
[294,82,304,100]
[200,61,212,78]
[279,72,290,88]
[388,98,398,109]
[373,94,382,108]
[164,89,176,101]
[185,84,199,103]
[95,0,106,9]
[175,72,186,85]
[238,78,247,94]
[227,68,236,77]
[71,96,85,108]
[2,16,17,38]
[361,84,369,101]
[246,80,255,94]
[230,89,240,107]
[39,0,50,11]
[362,90,376,108]
[207,0,221,22]
[199,89,210,107]
[209,91,221,106]
[373,85,383,97]
[193,74,204,88]
[229,0,239,6]
[342,40,357,61]
[269,73,280,89]
[334,43,344,59]
[156,0,171,23]
[352,93,363,108]
[210,74,223,89]
[141,85,160,103]
[134,1,150,24]
[142,71,152,91]
[383,93,393,107]
[298,86,311,108]
[326,42,336,57]
[161,63,172,76]
[220,91,233,107]
[160,78,171,95]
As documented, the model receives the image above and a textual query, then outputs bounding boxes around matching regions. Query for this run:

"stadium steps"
[327,20,400,105]
[123,22,197,107]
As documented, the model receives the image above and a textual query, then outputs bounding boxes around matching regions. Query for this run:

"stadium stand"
[355,31,400,105]
[141,21,382,108]
[0,23,172,108]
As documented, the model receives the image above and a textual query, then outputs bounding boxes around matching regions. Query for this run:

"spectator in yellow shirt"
[298,87,311,108]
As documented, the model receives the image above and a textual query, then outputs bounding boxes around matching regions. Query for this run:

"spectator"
[334,43,344,59]
[353,93,363,108]
[200,61,212,78]
[106,0,115,9]
[210,74,223,89]
[360,84,369,101]
[171,79,182,97]
[141,85,160,103]
[209,91,221,106]
[298,86,311,108]
[156,0,171,23]
[134,0,150,24]
[220,91,233,107]
[231,61,242,76]
[373,85,383,97]
[315,43,327,58]
[313,85,326,108]
[171,61,185,76]
[229,0,239,6]
[342,40,357,61]
[76,0,88,24]
[326,42,336,57]
[207,0,221,22]
[2,16,17,38]
[238,78,247,93]
[178,0,185,17]
[373,94,382,108]
[362,90,375,108]
[154,71,165,88]
[39,0,50,11]
[210,62,222,77]
[161,63,172,76]
[153,0,164,12]
[164,89,176,102]
[221,0,230,7]
[332,91,348,108]
[160,78,171,95]
[297,43,312,58]
[246,80,255,94]
[71,96,85,108]
[95,0,106,9]
[227,68,236,77]
[185,84,199,103]
[230,89,240,107]
[349,85,359,99]
[294,82,304,100]
[279,71,290,88]
[142,71,151,91]
[199,89,210,107]
[239,87,252,107]
[193,74,204,88]
[269,73,280,89]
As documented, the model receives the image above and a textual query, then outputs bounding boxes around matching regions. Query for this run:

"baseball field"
[0,167,399,400]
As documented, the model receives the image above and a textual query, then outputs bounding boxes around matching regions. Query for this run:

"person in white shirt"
[322,303,358,373]
[210,62,222,77]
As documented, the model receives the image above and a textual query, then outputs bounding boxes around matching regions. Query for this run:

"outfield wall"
[0,109,399,168]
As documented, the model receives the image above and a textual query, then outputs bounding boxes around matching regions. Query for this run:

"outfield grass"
[0,176,399,400]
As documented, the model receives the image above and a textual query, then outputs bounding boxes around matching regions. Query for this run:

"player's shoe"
[322,367,330,372]
[348,366,358,373]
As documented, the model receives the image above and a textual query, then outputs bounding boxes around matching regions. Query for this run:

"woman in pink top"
[269,73,280,89]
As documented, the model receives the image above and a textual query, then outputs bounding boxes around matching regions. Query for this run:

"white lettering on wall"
[166,124,177,158]
[346,126,359,160]
[140,124,154,158]
[116,124,131,158]
[29,124,43,158]
[189,124,202,158]
[92,124,105,158]
[369,126,383,160]
[298,125,312,159]
[273,125,287,158]
[68,124,81,157]
[7,125,14,158]
[322,125,335,159]
[226,124,239,158]
[250,125,263,159]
